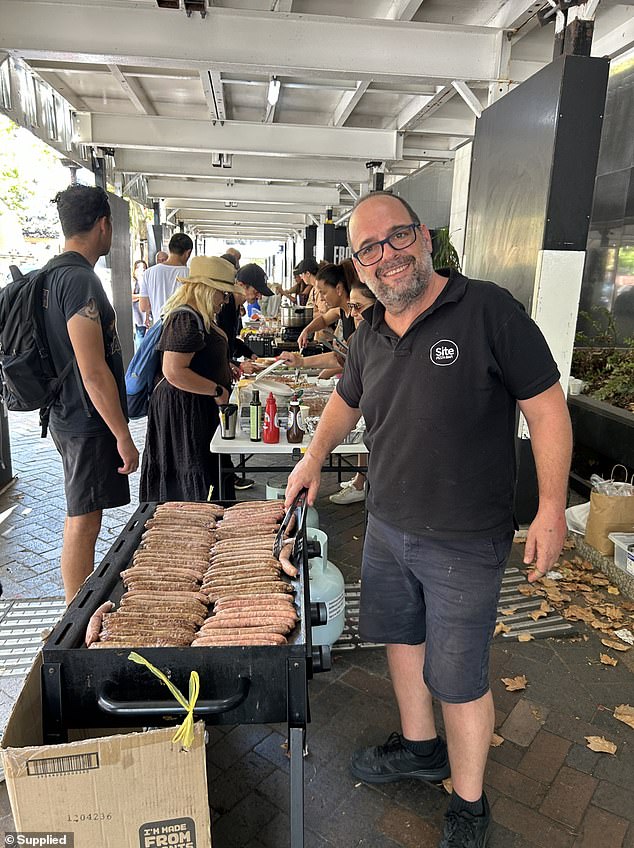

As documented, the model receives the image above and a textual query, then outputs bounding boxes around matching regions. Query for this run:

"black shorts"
[360,513,513,704]
[49,427,130,517]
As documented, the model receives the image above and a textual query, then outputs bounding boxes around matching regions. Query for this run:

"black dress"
[139,309,235,502]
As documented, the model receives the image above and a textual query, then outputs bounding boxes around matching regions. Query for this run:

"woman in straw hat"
[139,255,241,502]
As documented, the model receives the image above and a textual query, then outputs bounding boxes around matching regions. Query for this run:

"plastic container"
[306,527,345,648]
[608,532,634,575]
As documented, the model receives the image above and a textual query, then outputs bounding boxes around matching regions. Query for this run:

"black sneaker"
[350,732,450,784]
[234,477,255,490]
[438,793,491,848]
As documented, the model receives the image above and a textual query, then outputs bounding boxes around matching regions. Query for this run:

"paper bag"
[584,490,634,555]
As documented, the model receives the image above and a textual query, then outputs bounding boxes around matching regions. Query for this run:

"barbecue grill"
[41,495,330,848]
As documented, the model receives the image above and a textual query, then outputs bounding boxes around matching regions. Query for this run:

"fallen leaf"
[501,675,527,692]
[494,622,511,636]
[614,628,634,646]
[518,585,539,596]
[614,704,634,730]
[518,633,534,642]
[442,777,453,794]
[608,586,620,595]
[529,609,547,622]
[601,638,631,653]
[585,736,617,755]
[601,605,624,622]
[562,539,576,550]
[563,605,596,624]
[501,607,518,616]
[541,578,557,588]
[600,654,618,666]
[490,733,504,747]
[540,601,553,613]
[592,576,610,586]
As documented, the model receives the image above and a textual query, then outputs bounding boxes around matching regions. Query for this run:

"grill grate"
[332,568,577,652]
[0,598,65,677]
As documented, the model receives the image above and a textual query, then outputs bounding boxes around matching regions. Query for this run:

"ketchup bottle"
[262,392,280,444]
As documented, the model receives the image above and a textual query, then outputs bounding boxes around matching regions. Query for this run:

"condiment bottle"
[263,392,280,444]
[286,394,305,444]
[249,389,262,442]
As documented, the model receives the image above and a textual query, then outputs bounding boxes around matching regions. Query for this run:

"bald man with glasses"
[286,191,572,848]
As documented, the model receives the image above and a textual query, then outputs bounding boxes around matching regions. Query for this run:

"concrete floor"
[1,411,634,847]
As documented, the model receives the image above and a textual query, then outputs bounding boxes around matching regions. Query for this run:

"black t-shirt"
[43,252,127,435]
[336,270,560,539]
[158,310,233,389]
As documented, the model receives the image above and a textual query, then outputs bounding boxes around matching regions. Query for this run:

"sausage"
[213,598,296,613]
[200,616,296,630]
[202,585,292,601]
[121,591,208,606]
[122,567,204,582]
[104,612,206,628]
[158,501,223,517]
[213,591,295,604]
[191,634,286,646]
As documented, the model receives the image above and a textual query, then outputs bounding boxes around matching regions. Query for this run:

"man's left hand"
[524,507,567,582]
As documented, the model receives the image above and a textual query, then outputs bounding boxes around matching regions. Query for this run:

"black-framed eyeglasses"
[352,223,419,267]
[348,301,363,313]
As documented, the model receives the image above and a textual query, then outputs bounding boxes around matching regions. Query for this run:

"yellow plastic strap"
[128,652,200,749]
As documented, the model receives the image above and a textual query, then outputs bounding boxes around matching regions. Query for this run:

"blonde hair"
[162,281,222,331]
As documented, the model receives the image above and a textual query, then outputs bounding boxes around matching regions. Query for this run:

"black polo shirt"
[337,270,560,539]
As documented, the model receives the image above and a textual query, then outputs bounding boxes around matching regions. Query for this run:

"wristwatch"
[214,384,224,398]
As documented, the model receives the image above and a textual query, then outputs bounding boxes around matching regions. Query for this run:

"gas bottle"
[307,527,345,647]
[265,477,319,530]
[262,392,280,444]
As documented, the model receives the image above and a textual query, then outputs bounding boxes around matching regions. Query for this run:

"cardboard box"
[1,655,212,847]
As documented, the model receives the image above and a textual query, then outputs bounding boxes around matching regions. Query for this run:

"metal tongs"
[253,358,285,383]
[274,487,307,560]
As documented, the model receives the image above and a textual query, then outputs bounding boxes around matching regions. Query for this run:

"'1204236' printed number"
[67,813,113,822]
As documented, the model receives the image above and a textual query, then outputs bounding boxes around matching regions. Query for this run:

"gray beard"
[368,252,434,315]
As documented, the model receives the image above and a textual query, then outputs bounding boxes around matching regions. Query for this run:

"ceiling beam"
[394,84,455,131]
[451,81,482,119]
[115,150,370,184]
[400,146,456,161]
[384,0,423,21]
[592,15,634,59]
[330,81,370,127]
[163,198,346,214]
[484,1,544,30]
[147,179,340,205]
[37,70,90,111]
[404,115,476,137]
[200,69,226,123]
[107,64,157,116]
[174,209,306,224]
[0,3,505,84]
[75,113,401,160]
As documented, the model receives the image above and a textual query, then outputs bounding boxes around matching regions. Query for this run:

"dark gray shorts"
[360,513,513,704]
[49,427,130,517]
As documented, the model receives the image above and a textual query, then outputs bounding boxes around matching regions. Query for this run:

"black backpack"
[0,253,89,436]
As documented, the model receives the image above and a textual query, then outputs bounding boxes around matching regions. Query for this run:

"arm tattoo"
[77,298,100,322]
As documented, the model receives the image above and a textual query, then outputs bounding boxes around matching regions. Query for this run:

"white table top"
[211,427,367,456]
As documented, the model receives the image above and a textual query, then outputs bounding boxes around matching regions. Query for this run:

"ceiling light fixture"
[267,77,281,106]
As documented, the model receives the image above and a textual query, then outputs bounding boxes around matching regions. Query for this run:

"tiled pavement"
[1,410,634,847]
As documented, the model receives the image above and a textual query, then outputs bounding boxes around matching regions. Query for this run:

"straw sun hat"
[177,255,241,293]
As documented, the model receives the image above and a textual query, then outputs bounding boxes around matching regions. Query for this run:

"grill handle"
[97,675,251,717]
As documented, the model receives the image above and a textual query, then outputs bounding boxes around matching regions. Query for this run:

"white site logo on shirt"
[430,339,459,366]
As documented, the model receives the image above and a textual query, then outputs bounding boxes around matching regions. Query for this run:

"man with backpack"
[43,184,138,603]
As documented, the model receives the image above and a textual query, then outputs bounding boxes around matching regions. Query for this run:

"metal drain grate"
[0,598,66,677]
[332,568,577,652]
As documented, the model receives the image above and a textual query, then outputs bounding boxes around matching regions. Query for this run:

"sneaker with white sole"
[329,485,365,504]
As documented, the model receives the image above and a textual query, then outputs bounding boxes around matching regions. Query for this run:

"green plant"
[572,307,634,411]
[430,227,461,271]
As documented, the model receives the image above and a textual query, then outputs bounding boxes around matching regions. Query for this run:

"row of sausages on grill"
[86,499,300,648]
